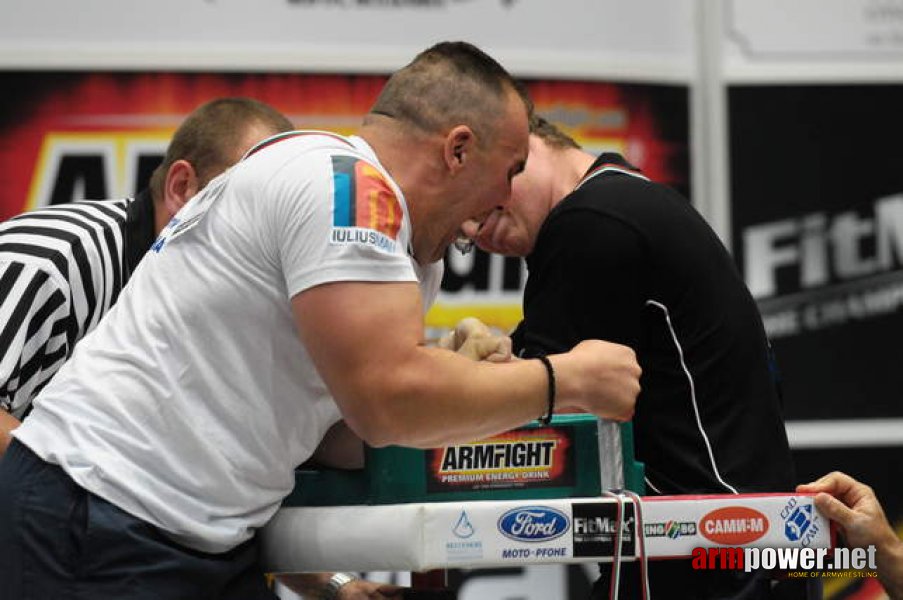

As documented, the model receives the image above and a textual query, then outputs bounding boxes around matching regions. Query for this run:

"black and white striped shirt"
[0,193,154,417]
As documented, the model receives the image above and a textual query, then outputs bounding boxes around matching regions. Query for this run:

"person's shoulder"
[571,154,652,198]
[0,199,130,274]
[562,159,688,224]
[539,156,682,248]
[2,198,130,231]
[246,131,365,165]
[280,134,401,209]
[242,131,382,187]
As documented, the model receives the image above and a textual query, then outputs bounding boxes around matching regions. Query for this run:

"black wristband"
[536,355,556,425]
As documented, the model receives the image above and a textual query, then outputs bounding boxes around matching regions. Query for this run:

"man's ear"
[163,159,199,218]
[443,126,475,173]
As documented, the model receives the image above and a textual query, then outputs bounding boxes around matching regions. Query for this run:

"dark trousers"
[0,439,278,600]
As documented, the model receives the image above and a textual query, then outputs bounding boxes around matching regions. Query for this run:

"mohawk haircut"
[368,41,523,144]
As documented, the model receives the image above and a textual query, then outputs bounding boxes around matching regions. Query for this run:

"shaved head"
[367,41,526,145]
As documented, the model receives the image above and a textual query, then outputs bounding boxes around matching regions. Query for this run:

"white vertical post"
[692,0,733,249]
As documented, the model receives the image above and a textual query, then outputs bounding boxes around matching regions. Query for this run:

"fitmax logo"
[744,193,903,299]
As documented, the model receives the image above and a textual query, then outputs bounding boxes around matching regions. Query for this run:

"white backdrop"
[724,0,903,81]
[0,0,694,81]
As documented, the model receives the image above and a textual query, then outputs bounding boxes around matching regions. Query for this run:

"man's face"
[465,134,555,257]
[423,90,529,263]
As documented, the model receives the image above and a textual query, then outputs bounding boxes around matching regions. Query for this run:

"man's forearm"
[877,537,903,600]
[0,409,21,456]
[294,281,638,452]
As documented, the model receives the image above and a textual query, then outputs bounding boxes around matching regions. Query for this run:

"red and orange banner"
[0,71,689,334]
[0,72,688,221]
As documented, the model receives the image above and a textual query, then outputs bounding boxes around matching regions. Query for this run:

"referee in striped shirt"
[0,97,294,453]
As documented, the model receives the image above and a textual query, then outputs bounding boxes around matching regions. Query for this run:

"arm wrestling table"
[261,416,832,595]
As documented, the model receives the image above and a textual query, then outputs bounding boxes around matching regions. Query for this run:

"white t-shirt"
[14,132,443,554]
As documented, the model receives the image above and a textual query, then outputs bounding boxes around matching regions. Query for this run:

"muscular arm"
[293,280,638,449]
[307,317,514,468]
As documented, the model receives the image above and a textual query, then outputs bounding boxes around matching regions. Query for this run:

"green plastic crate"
[283,415,644,507]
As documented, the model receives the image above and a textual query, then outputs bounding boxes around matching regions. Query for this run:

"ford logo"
[497,506,570,542]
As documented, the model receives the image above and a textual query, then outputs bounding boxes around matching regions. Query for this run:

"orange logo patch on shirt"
[332,155,402,241]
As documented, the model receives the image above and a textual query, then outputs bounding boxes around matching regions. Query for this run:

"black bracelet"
[536,355,556,425]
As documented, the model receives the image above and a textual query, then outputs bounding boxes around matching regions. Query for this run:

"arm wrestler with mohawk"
[0,43,640,599]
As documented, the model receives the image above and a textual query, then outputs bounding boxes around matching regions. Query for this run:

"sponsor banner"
[446,509,485,564]
[730,84,903,422]
[699,506,768,546]
[643,519,698,540]
[572,502,636,558]
[780,496,827,549]
[263,494,831,572]
[0,72,384,220]
[732,86,902,600]
[496,506,572,562]
[423,501,574,567]
[426,426,575,493]
[0,72,689,337]
[637,494,831,559]
[497,505,571,544]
